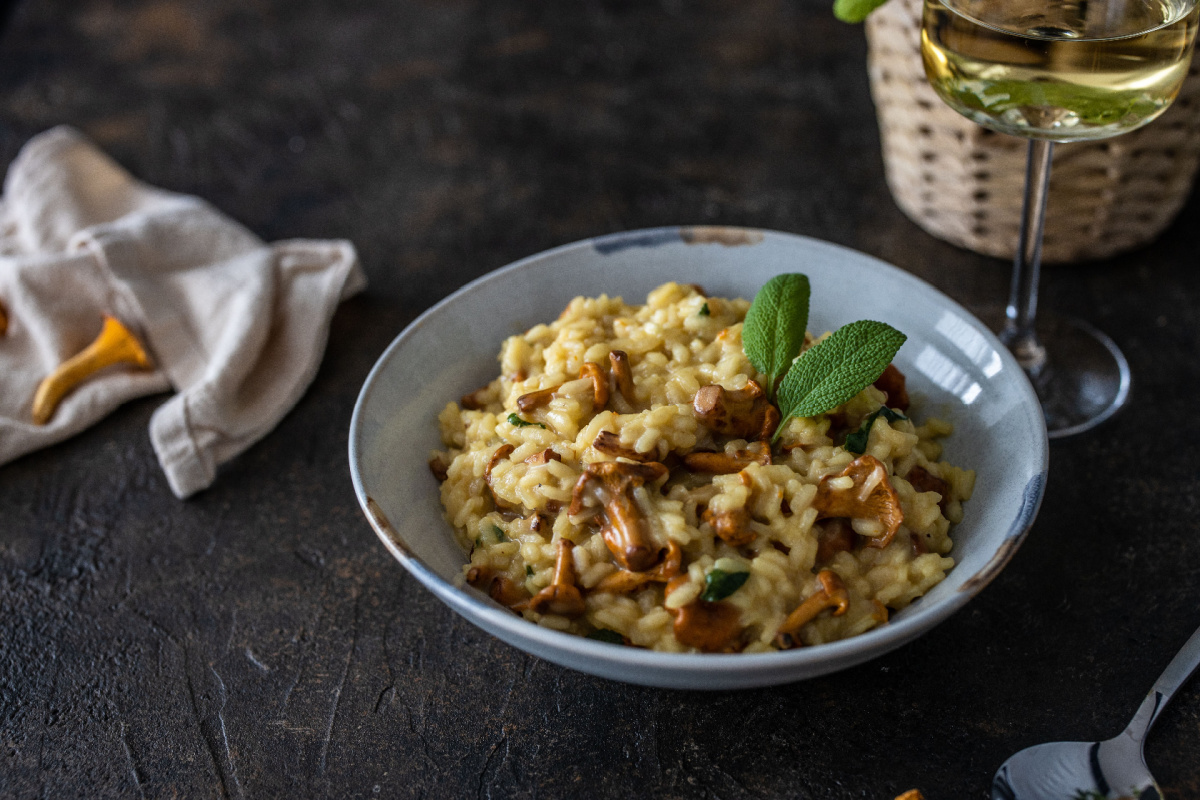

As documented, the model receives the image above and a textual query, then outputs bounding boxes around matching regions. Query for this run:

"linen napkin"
[0,126,365,498]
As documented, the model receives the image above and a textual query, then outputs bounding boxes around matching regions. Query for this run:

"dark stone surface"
[1,0,1199,797]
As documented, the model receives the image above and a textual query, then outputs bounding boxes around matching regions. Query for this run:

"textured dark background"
[2,0,1199,797]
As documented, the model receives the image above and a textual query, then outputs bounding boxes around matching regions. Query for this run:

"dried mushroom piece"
[528,539,586,617]
[0,299,7,336]
[569,460,669,572]
[873,363,910,411]
[812,454,904,549]
[593,540,682,594]
[774,569,849,649]
[32,315,153,425]
[701,507,756,546]
[692,380,780,442]
[669,595,743,653]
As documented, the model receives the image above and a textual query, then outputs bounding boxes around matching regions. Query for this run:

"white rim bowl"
[349,226,1049,689]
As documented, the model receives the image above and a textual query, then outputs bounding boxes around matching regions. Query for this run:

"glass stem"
[1001,138,1054,377]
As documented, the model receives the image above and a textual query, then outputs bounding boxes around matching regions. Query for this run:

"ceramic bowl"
[349,226,1048,690]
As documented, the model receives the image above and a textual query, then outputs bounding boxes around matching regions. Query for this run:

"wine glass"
[920,0,1199,437]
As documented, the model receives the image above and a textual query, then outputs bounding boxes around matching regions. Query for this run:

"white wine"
[922,0,1199,141]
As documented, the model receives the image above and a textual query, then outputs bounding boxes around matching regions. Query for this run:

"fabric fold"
[0,126,366,497]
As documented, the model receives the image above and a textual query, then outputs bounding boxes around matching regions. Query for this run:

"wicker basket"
[865,0,1200,263]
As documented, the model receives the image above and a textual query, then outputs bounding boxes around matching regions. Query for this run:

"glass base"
[979,309,1131,439]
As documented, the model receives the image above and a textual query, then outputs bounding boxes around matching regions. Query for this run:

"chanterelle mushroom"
[814,518,856,564]
[701,507,756,546]
[774,569,849,649]
[524,448,562,466]
[669,592,743,653]
[592,430,654,463]
[608,350,636,406]
[528,539,586,617]
[905,465,950,511]
[579,362,609,412]
[682,448,770,475]
[485,444,517,511]
[569,460,669,572]
[466,566,529,611]
[812,455,904,549]
[32,315,153,426]
[517,362,610,414]
[460,385,491,410]
[873,363,910,412]
[692,380,780,442]
[593,540,682,594]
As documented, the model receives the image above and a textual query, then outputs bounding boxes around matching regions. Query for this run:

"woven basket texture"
[866,0,1200,263]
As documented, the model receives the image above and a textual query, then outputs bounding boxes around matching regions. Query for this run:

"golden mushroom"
[528,539,586,617]
[774,569,850,649]
[32,315,153,425]
[568,460,669,572]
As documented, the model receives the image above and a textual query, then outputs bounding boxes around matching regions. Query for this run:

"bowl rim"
[349,225,1049,676]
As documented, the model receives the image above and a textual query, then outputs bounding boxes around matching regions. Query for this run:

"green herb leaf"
[742,274,811,398]
[525,565,534,577]
[701,569,750,602]
[833,0,891,23]
[587,629,625,644]
[844,406,908,455]
[489,523,508,542]
[698,302,710,317]
[774,320,906,436]
[507,412,545,429]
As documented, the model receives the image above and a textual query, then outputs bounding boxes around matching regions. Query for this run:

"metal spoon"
[992,623,1200,800]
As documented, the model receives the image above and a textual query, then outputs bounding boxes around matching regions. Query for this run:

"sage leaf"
[742,274,811,397]
[507,412,545,429]
[701,569,750,602]
[833,0,891,23]
[698,302,710,317]
[775,320,906,433]
[844,407,907,455]
[587,629,624,644]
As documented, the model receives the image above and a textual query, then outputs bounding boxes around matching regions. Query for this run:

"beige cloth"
[0,127,365,497]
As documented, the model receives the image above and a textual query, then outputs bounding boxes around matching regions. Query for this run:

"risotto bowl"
[349,227,1048,689]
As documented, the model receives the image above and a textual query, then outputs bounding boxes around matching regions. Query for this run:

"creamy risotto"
[430,282,974,653]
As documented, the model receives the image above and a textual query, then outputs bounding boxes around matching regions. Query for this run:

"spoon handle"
[1123,622,1200,744]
